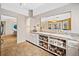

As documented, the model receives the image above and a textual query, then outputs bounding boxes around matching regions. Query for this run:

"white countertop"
[33,32,79,42]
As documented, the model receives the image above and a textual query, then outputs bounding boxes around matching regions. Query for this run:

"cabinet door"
[66,40,79,56]
[66,46,79,56]
[31,34,39,45]
[26,33,33,43]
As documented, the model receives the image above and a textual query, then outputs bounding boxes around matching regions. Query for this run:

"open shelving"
[49,37,66,50]
[40,45,60,56]
[49,43,66,50]
[39,40,48,44]
[49,44,66,56]
[39,34,66,56]
[39,35,48,49]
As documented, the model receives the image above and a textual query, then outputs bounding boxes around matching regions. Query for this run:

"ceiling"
[1,15,16,20]
[1,3,69,16]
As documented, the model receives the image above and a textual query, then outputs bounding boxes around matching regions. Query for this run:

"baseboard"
[2,34,16,37]
[17,40,25,44]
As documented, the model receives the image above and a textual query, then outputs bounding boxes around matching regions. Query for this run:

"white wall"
[17,15,27,43]
[1,19,16,35]
[36,4,79,34]
[5,19,16,35]
[0,7,28,44]
[23,17,41,43]
[30,17,41,32]
[71,4,79,34]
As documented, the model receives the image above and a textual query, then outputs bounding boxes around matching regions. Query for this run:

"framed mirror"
[40,12,71,32]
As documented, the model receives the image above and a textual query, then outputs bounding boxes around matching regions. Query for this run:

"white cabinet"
[28,32,79,56]
[26,33,32,42]
[26,33,39,45]
[66,46,79,56]
[31,34,39,45]
[66,40,79,56]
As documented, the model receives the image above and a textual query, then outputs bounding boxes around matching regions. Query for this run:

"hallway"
[1,35,53,56]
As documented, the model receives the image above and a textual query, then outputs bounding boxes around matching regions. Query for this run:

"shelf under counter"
[49,43,66,50]
[39,45,60,56]
[39,40,48,44]
[38,33,66,56]
[32,32,79,56]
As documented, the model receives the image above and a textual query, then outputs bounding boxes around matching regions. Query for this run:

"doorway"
[0,15,17,56]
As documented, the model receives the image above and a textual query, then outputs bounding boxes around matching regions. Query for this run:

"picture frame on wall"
[48,21,52,30]
[53,22,58,29]
[48,20,63,30]
[48,23,52,29]
[56,20,63,30]
[62,18,71,30]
